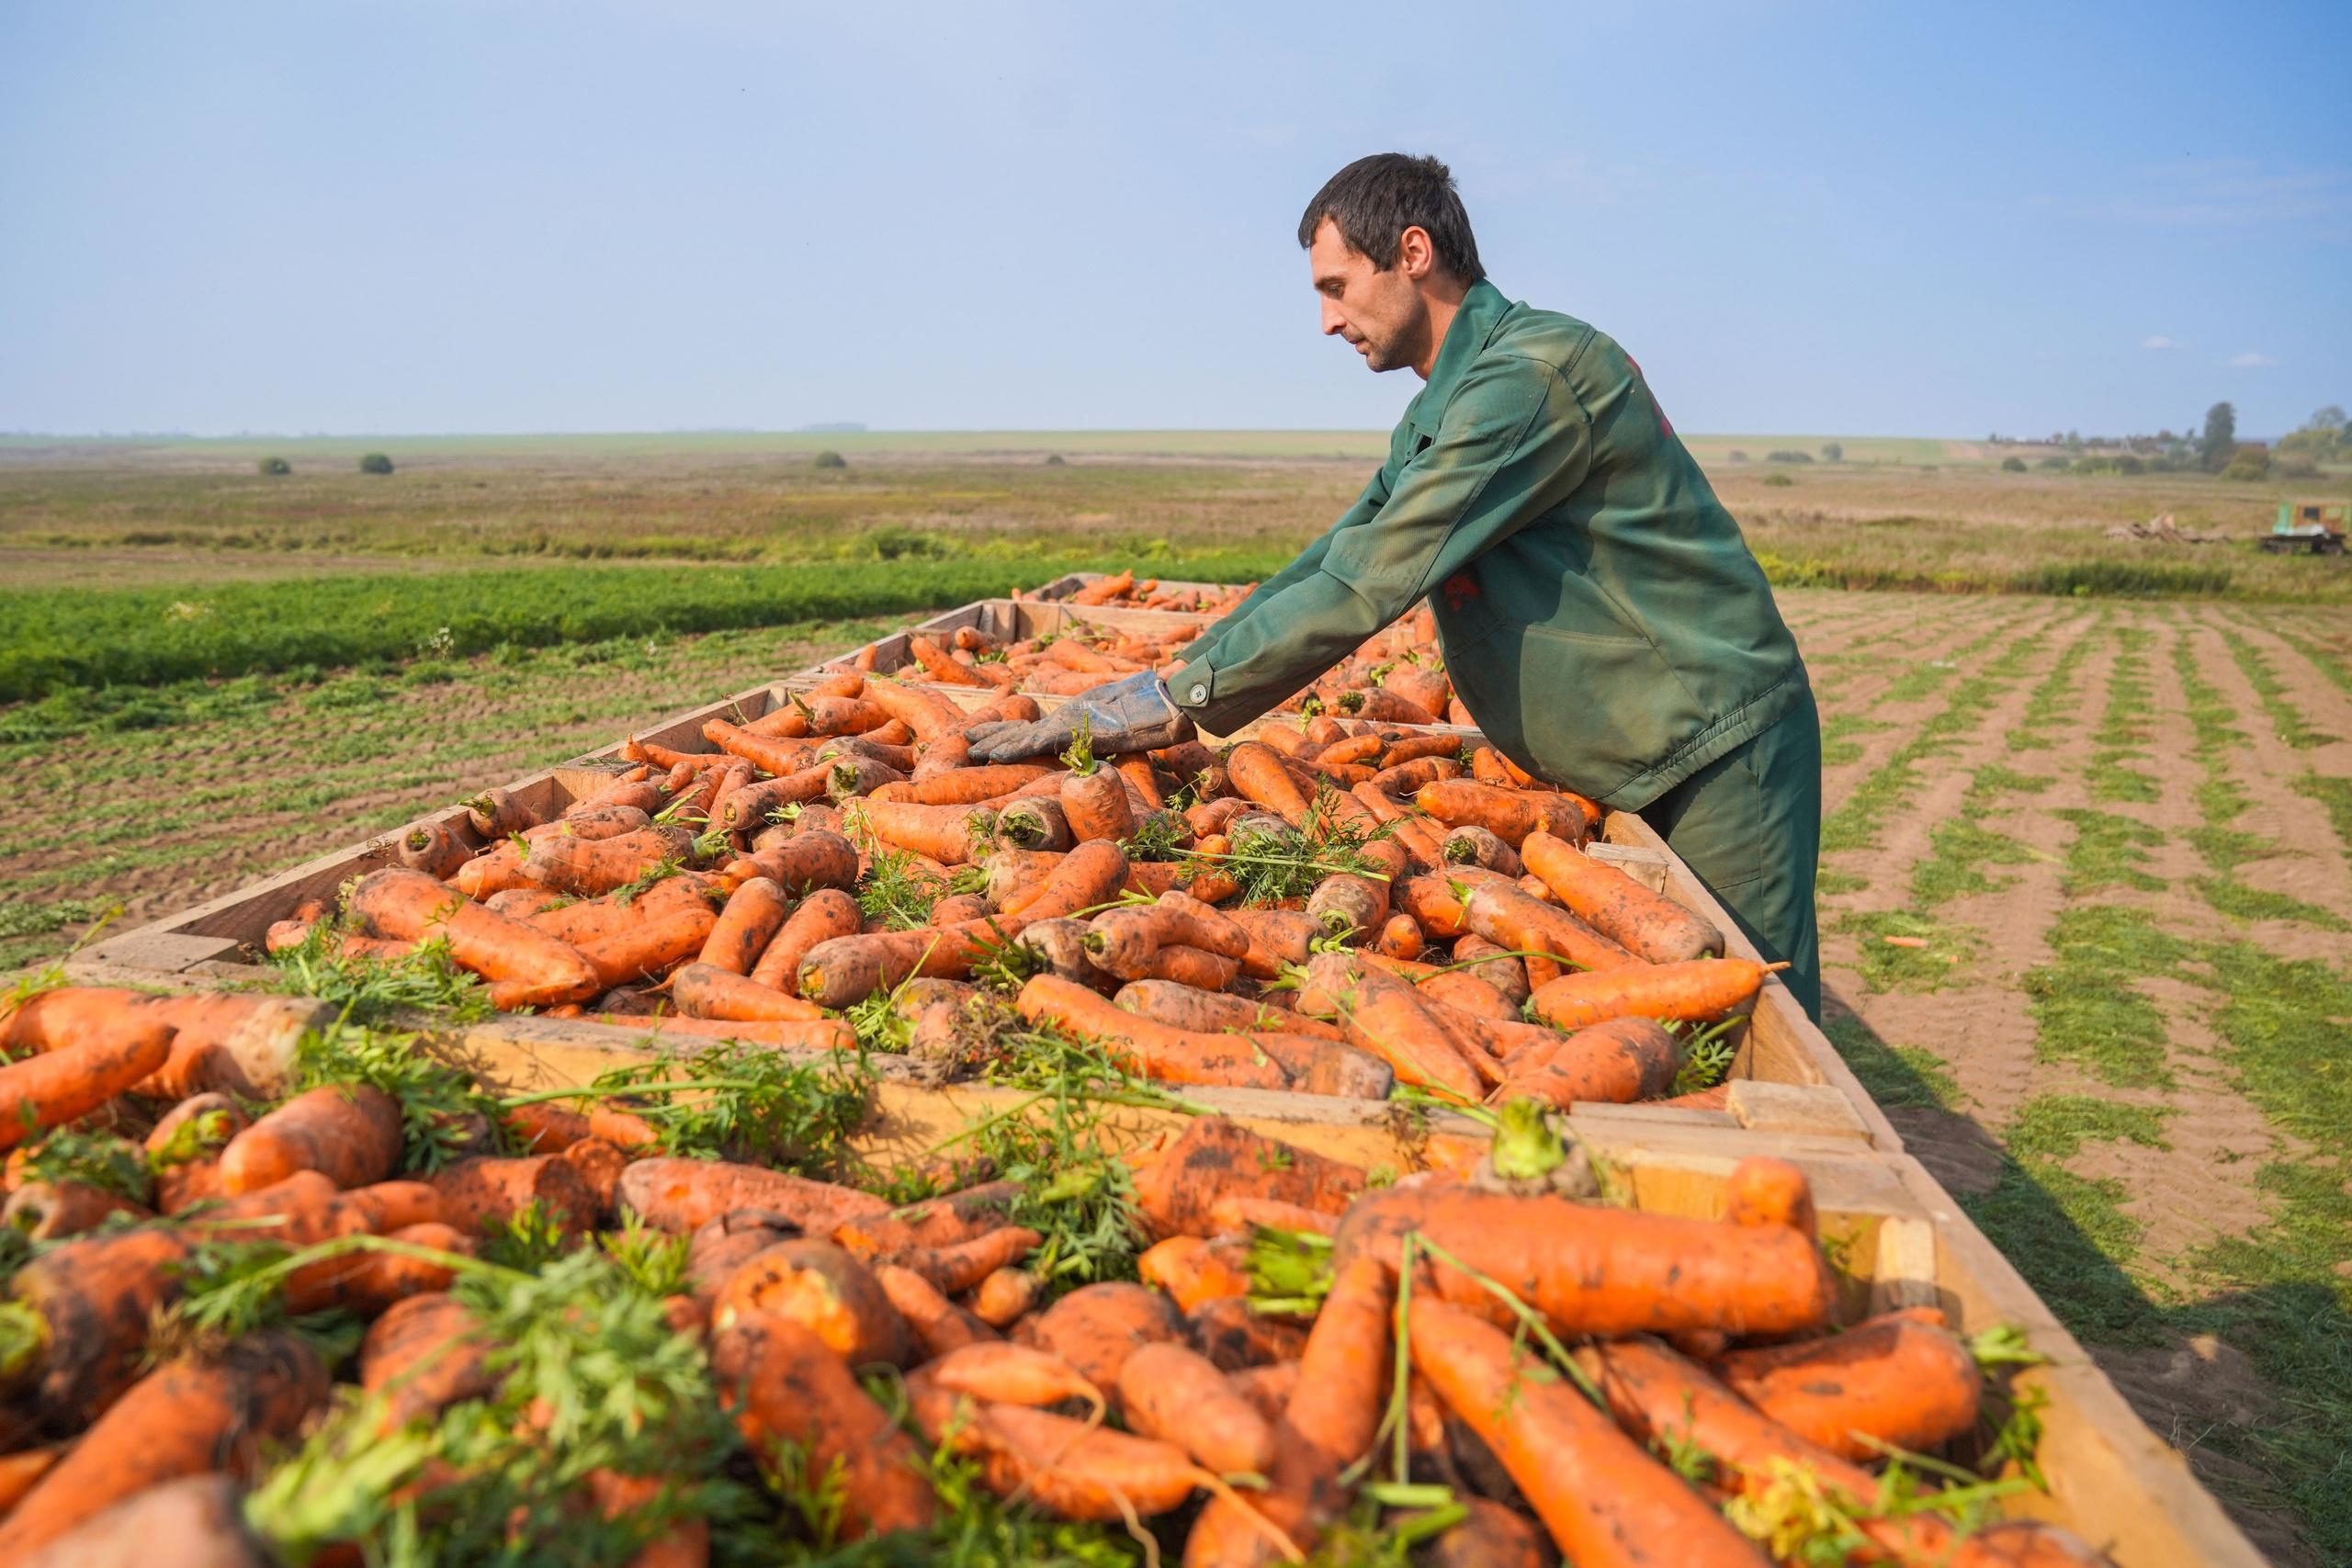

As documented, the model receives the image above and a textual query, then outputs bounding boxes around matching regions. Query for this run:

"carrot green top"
[1170,278,1807,812]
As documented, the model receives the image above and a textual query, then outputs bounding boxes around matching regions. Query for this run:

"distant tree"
[1725,449,1750,462]
[2035,456,2072,470]
[2221,446,2270,482]
[1044,453,1066,466]
[2198,401,2237,472]
[1764,450,1815,464]
[358,452,393,475]
[1761,471,1795,487]
[2311,404,2346,433]
[813,450,848,469]
[2001,456,2028,472]
[1820,442,1843,462]
[257,456,290,476]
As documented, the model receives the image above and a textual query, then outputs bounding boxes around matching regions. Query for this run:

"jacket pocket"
[1450,618,1703,799]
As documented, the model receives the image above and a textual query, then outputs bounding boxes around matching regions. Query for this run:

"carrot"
[397,819,470,879]
[1272,1251,1393,1504]
[464,786,536,839]
[432,1154,598,1235]
[1225,908,1324,979]
[594,1013,856,1051]
[1227,741,1316,826]
[969,1268,1041,1327]
[0,1021,172,1153]
[1304,953,1487,1104]
[1138,1235,1253,1313]
[285,1219,469,1316]
[715,1238,911,1369]
[1128,1116,1366,1241]
[1489,1015,1683,1108]
[719,829,860,894]
[694,876,792,974]
[1370,912,1424,961]
[1448,933,1530,1005]
[1440,823,1523,877]
[1058,765,1136,845]
[1409,1301,1766,1567]
[1412,780,1588,848]
[1713,1314,1982,1461]
[1339,1175,1834,1339]
[992,795,1072,852]
[217,1082,401,1193]
[1521,831,1724,964]
[619,1156,886,1238]
[1070,569,1135,604]
[5,1225,194,1427]
[851,798,990,864]
[0,1332,326,1561]
[1416,968,1515,1021]
[1206,1195,1341,1238]
[1722,1154,1817,1239]
[859,676,967,742]
[915,1390,1211,1522]
[703,717,823,775]
[1016,975,1377,1096]
[685,1211,800,1312]
[831,1180,1025,1258]
[1338,687,1438,725]
[0,1444,62,1518]
[667,962,824,1022]
[903,761,1059,805]
[1462,881,1642,974]
[348,866,600,1009]
[518,825,693,897]
[929,1341,1102,1412]
[1,1181,148,1242]
[1114,980,1342,1040]
[1120,1341,1275,1477]
[1529,958,1781,1031]
[1418,1495,1555,1568]
[747,886,861,991]
[889,1225,1043,1298]
[1085,891,1250,973]
[714,1314,936,1539]
[876,1262,998,1359]
[1014,1280,1184,1388]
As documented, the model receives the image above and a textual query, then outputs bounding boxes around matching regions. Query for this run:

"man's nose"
[1319,297,1345,336]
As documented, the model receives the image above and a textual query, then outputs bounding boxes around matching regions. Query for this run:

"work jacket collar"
[1406,277,1511,441]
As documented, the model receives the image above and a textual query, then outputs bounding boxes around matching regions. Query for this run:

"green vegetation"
[2024,905,2184,1088]
[2086,626,2159,803]
[2222,628,2334,750]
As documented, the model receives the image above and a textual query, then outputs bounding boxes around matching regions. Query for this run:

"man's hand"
[965,669,1195,763]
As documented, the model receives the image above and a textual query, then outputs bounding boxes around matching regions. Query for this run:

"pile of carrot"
[1013,569,1255,615]
[0,987,2101,1568]
[232,616,1799,1122]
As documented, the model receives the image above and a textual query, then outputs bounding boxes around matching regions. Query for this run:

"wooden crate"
[786,598,1216,690]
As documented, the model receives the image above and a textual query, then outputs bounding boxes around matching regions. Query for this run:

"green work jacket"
[1170,278,1807,812]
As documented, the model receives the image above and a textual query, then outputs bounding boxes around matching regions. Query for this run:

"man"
[970,152,1822,1017]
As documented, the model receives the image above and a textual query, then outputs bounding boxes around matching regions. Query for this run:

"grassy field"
[3,437,2351,1558]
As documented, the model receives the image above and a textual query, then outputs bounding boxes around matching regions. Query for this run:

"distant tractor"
[2260,500,2347,555]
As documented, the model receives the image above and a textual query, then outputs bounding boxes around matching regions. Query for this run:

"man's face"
[1308,218,1427,374]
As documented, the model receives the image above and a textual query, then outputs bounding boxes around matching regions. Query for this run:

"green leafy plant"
[518,1040,875,1173]
[293,1023,512,1172]
[266,918,492,1027]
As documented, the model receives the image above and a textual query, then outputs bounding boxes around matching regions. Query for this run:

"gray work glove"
[965,669,1195,762]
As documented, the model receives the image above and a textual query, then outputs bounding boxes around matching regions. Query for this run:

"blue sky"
[3,1,2346,439]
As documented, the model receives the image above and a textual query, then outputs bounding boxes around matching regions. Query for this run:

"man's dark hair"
[1297,153,1485,285]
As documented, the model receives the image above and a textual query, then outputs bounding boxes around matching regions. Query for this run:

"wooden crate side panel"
[1601,810,1904,1152]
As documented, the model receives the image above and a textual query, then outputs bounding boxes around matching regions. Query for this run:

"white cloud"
[2229,352,2279,368]
[2142,335,2182,351]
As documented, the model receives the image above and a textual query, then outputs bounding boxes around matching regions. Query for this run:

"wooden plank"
[1725,1080,1871,1142]
[1586,840,1668,893]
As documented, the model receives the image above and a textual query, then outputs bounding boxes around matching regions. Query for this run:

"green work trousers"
[1637,682,1823,1020]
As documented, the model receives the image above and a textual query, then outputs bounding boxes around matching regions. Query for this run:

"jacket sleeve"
[1183,463,1393,650]
[1170,355,1592,734]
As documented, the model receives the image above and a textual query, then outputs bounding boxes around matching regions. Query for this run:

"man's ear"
[1396,224,1435,281]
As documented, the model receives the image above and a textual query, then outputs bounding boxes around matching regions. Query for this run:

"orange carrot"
[747,886,861,991]
[888,1225,1043,1298]
[1113,980,1342,1040]
[432,1154,598,1236]
[969,1268,1041,1327]
[217,1083,402,1193]
[876,1262,998,1360]
[715,1238,911,1369]
[1462,881,1643,974]
[1120,1341,1275,1477]
[1714,1314,1982,1461]
[1410,1301,1766,1567]
[0,1333,326,1561]
[1488,1015,1682,1109]
[719,829,861,893]
[1529,958,1781,1031]
[1128,1116,1366,1242]
[1227,741,1315,826]
[929,1342,1102,1411]
[1059,766,1136,844]
[903,761,1058,805]
[348,866,600,1010]
[618,1156,887,1238]
[1412,779,1588,848]
[1339,1173,1834,1339]
[1303,953,1487,1105]
[831,1181,1025,1258]
[669,962,825,1022]
[695,876,793,974]
[910,1388,1211,1522]
[1016,975,1380,1097]
[397,819,470,879]
[853,799,990,864]
[0,1181,148,1242]
[1371,912,1424,961]
[1138,1235,1252,1314]
[519,825,694,897]
[714,1314,936,1539]
[1013,1280,1184,1389]
[1521,830,1725,964]
[1272,1252,1393,1503]
[0,1021,173,1153]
